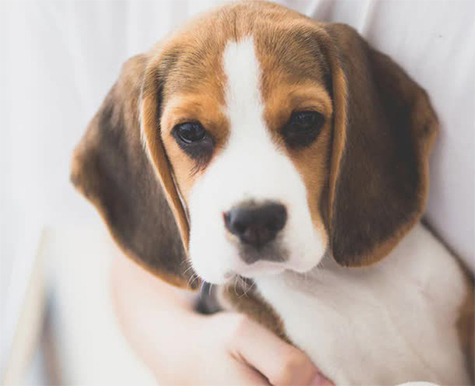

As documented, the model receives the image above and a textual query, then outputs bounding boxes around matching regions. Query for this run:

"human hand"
[168,311,333,386]
[111,255,333,386]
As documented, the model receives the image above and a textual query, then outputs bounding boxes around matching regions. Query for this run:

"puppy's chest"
[253,231,470,384]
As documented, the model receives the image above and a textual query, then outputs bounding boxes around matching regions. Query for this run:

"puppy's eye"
[172,121,214,171]
[283,111,324,148]
[173,122,207,144]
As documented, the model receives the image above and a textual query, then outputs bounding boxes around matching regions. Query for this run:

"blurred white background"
[1,0,474,383]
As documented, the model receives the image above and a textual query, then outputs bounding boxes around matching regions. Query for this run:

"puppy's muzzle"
[224,202,287,250]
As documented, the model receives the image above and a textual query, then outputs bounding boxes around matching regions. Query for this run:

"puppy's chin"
[190,249,323,285]
[236,260,286,278]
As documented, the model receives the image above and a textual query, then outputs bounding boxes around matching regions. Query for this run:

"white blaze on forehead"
[187,37,325,284]
[223,37,263,126]
[219,37,287,197]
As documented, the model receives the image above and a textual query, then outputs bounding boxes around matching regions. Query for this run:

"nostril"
[269,205,287,232]
[224,211,246,235]
[224,211,238,235]
[233,220,246,235]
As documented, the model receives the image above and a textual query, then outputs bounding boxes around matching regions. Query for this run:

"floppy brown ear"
[141,58,190,250]
[70,54,197,289]
[323,24,438,266]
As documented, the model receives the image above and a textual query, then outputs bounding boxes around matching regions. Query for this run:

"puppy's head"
[71,2,437,288]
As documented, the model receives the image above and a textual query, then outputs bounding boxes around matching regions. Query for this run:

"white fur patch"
[255,224,471,384]
[187,37,325,284]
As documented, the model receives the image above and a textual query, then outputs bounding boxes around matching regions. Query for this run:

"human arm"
[110,253,332,386]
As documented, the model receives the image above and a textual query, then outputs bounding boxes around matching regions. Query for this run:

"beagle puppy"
[71,1,474,384]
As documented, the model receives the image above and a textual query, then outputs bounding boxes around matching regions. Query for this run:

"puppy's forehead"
[159,6,330,103]
[222,37,261,117]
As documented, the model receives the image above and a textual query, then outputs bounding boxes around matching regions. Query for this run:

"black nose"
[224,202,287,248]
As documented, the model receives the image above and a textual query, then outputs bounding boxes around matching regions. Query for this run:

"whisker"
[188,272,200,289]
[248,281,256,296]
[191,274,200,286]
[187,273,194,287]
[240,276,247,294]
[237,276,244,297]
[233,276,238,296]
[240,279,255,298]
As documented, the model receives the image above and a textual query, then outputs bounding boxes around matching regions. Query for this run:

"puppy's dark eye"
[282,111,324,148]
[173,122,207,144]
[172,121,214,171]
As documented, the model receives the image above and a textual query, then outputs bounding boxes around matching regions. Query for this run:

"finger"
[196,359,271,386]
[229,317,331,386]
[224,362,271,386]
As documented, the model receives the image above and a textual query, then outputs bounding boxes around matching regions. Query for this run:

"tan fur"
[155,4,337,244]
[319,23,439,267]
[71,1,473,375]
[142,95,191,249]
[260,81,332,239]
[71,55,197,289]
[160,93,230,198]
[153,4,439,269]
[219,281,290,343]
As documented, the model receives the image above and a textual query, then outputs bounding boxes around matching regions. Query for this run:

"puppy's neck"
[258,222,453,295]
[254,222,471,384]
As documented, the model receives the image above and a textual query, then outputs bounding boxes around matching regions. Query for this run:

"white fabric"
[1,0,473,382]
[47,225,156,385]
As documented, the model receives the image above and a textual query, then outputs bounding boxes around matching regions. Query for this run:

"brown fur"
[70,54,197,289]
[70,1,440,284]
[262,82,332,240]
[219,281,290,343]
[321,23,438,266]
[142,2,439,269]
[70,0,471,371]
[160,94,231,198]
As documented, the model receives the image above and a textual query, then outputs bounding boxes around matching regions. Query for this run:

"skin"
[110,253,333,386]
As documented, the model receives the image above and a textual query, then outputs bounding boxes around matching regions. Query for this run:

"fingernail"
[311,373,334,386]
